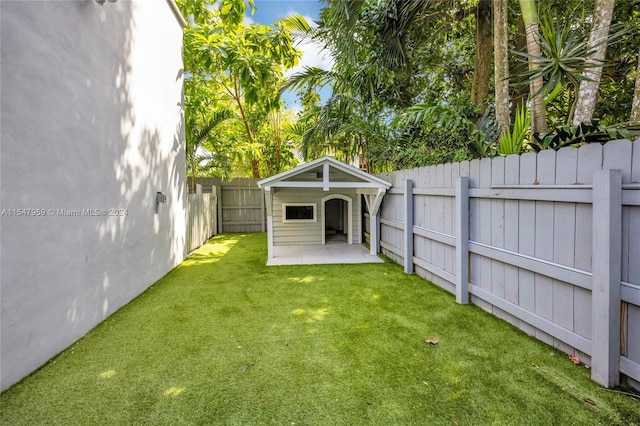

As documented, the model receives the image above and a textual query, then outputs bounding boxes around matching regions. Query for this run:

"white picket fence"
[367,139,640,389]
[186,184,218,253]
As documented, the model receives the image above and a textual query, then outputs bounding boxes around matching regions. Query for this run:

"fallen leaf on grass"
[584,398,596,405]
[425,339,439,345]
[568,354,580,364]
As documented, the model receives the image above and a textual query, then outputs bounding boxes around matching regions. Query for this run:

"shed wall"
[272,188,361,245]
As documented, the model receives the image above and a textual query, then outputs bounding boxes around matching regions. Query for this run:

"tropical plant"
[515,16,630,126]
[393,103,500,161]
[529,120,640,152]
[515,17,603,125]
[178,0,311,178]
[498,105,530,155]
[186,109,235,192]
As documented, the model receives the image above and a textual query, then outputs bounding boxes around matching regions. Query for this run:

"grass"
[1,233,639,425]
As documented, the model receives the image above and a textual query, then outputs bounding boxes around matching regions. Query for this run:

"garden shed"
[257,157,391,264]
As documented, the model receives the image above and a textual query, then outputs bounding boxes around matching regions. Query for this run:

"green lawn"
[1,233,638,425]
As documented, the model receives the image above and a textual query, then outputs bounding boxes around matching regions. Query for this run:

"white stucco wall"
[0,0,187,391]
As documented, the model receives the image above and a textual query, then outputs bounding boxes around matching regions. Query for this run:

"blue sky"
[250,0,321,25]
[246,0,333,111]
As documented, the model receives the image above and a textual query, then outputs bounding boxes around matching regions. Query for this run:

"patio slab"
[267,244,384,266]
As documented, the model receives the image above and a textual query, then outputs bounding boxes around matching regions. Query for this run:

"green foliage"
[595,1,640,125]
[179,0,640,174]
[529,120,640,152]
[392,103,500,165]
[514,13,632,126]
[526,16,597,92]
[178,0,306,177]
[498,105,530,155]
[186,108,235,189]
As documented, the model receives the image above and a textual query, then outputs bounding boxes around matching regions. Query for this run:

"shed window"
[283,203,317,223]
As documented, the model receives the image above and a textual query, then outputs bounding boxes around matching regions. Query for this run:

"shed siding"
[272,188,361,246]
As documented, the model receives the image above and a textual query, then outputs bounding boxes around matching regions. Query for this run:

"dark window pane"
[285,205,314,220]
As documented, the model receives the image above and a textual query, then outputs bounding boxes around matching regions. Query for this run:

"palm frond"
[375,0,432,69]
[275,14,315,44]
[280,66,336,94]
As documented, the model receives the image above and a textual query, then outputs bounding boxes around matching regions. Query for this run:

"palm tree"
[494,0,510,132]
[186,109,234,193]
[519,0,547,133]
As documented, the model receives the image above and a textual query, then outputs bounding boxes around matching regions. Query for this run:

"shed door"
[324,198,348,244]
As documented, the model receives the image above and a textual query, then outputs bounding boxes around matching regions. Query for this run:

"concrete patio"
[267,243,384,266]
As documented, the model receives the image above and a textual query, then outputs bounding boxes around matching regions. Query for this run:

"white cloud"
[287,41,333,77]
[286,15,333,77]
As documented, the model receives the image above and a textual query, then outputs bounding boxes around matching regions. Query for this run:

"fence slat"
[534,151,556,346]
[553,148,578,340]
[491,157,505,300]
[518,153,537,323]
[504,154,520,306]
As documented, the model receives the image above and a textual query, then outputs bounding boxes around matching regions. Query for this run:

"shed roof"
[257,156,391,191]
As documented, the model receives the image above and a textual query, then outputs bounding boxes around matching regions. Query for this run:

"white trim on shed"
[257,157,391,260]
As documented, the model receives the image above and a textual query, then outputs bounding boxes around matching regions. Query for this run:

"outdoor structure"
[257,157,391,264]
[0,0,187,391]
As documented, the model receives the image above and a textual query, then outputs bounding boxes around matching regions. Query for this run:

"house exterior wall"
[0,0,186,391]
[272,188,361,246]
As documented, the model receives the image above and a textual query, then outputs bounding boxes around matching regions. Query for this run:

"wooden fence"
[186,184,218,253]
[367,139,640,389]
[193,178,264,233]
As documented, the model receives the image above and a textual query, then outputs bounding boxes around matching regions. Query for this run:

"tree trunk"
[493,0,510,132]
[511,15,529,121]
[251,159,260,178]
[630,45,640,124]
[231,75,261,178]
[470,0,493,112]
[573,0,615,125]
[519,0,547,134]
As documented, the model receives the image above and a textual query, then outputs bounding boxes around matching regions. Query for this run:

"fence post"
[212,185,218,236]
[215,184,223,234]
[196,184,203,246]
[260,187,266,233]
[591,169,622,388]
[404,179,414,274]
[455,177,470,304]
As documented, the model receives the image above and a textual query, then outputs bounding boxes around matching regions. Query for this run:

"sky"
[246,0,333,111]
